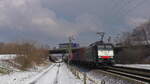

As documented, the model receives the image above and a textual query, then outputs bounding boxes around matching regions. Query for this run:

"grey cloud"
[0,0,102,44]
[0,0,150,45]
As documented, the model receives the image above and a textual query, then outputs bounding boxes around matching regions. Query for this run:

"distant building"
[59,43,80,49]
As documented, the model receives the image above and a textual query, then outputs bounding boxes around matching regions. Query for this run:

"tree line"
[115,20,150,64]
[0,41,49,70]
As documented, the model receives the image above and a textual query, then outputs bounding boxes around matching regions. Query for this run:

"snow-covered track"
[103,66,150,83]
[53,63,61,84]
[27,64,57,84]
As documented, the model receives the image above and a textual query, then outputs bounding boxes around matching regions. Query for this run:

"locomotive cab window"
[97,45,113,50]
[97,45,105,49]
[105,45,113,49]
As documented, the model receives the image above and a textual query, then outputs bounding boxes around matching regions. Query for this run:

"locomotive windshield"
[98,45,113,49]
[97,44,114,58]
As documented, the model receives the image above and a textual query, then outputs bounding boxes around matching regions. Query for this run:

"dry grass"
[14,43,49,70]
[0,42,49,70]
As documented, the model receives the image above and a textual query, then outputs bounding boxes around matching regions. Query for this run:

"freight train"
[67,41,115,67]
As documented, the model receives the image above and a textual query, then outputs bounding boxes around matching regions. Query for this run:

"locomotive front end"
[97,44,115,65]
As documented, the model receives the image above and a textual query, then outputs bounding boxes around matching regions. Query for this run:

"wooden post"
[143,28,149,45]
[68,36,73,65]
[101,80,105,84]
[76,71,80,79]
[83,73,87,84]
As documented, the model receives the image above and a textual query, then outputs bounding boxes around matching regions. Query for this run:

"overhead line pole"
[96,32,105,42]
[143,28,149,45]
[68,36,73,64]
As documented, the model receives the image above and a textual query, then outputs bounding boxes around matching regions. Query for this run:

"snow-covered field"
[0,54,17,60]
[0,63,83,84]
[1,61,150,84]
[115,64,150,70]
[0,54,20,73]
[0,71,37,84]
[72,66,135,84]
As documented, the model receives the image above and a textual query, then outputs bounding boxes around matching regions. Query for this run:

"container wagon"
[68,41,115,67]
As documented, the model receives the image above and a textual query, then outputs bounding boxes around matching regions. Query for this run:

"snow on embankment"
[0,62,83,84]
[0,54,17,60]
[27,63,83,84]
[0,64,51,84]
[115,64,150,70]
[0,54,20,73]
[58,63,82,84]
[0,71,37,84]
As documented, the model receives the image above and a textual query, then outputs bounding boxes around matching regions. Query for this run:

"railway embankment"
[67,64,150,84]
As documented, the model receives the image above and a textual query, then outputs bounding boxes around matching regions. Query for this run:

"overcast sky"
[0,0,150,46]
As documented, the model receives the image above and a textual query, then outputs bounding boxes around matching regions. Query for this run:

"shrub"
[11,42,49,70]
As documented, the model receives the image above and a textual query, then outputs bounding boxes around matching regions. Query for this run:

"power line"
[111,0,125,10]
[109,0,135,17]
[115,0,135,16]
[122,0,149,17]
[113,0,149,18]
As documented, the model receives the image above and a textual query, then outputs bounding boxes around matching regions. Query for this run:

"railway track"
[53,63,61,84]
[102,66,150,84]
[28,63,57,84]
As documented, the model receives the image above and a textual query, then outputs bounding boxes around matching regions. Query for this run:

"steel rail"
[103,66,150,83]
[110,66,150,77]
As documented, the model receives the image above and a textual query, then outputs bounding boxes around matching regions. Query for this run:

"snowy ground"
[86,70,136,84]
[71,65,138,84]
[0,54,20,73]
[86,64,150,84]
[0,63,83,84]
[0,54,17,60]
[115,64,150,70]
[1,62,149,84]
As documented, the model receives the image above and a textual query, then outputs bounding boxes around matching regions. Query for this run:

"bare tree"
[115,20,150,64]
[0,41,49,70]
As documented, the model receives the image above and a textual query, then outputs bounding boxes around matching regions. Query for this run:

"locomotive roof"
[89,41,113,47]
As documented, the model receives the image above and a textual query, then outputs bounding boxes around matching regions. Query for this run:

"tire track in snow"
[53,63,61,84]
[27,64,57,84]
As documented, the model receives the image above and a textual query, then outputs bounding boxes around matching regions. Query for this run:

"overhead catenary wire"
[121,0,149,17]
[114,0,135,16]
[107,0,135,17]
[108,0,149,19]
[102,0,150,43]
[113,0,134,13]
